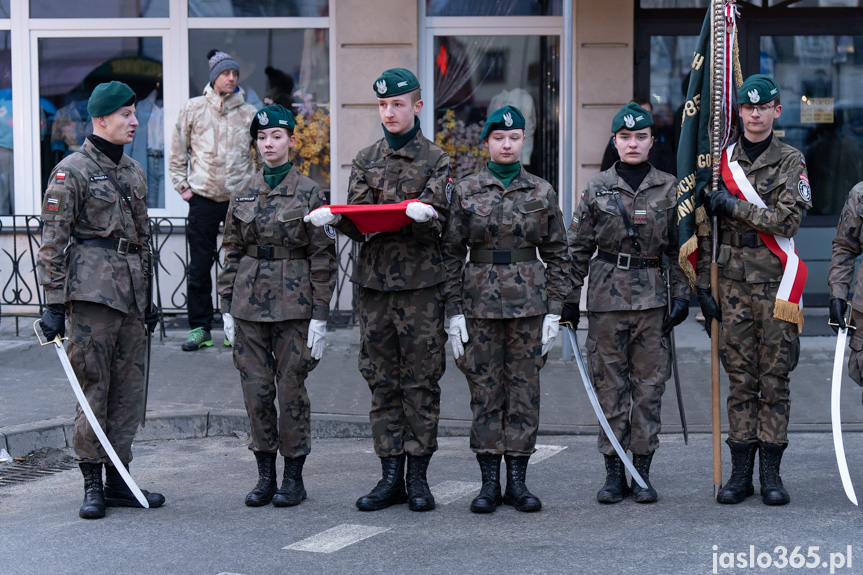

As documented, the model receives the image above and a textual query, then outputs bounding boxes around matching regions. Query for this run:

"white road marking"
[284,524,391,554]
[216,572,245,574]
[529,444,567,464]
[430,480,482,505]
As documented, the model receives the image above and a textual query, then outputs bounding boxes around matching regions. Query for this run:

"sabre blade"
[566,327,647,489]
[53,343,149,508]
[831,328,858,506]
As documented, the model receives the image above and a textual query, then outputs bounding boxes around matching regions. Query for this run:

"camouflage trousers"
[233,318,318,458]
[67,300,146,465]
[847,309,863,388]
[718,279,800,445]
[357,286,446,457]
[586,308,669,456]
[455,315,545,456]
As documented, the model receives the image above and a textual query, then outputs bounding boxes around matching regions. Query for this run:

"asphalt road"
[3,433,863,575]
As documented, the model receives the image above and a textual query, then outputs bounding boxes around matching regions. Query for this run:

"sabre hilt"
[827,301,856,332]
[32,319,67,347]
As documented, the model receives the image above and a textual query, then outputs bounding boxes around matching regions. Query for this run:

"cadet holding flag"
[217,105,336,508]
[305,69,451,512]
[37,81,164,519]
[697,74,810,506]
[565,103,689,505]
[444,106,570,514]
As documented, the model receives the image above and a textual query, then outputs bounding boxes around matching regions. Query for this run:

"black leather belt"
[720,230,764,248]
[76,237,145,255]
[596,249,659,270]
[247,245,307,260]
[470,248,537,264]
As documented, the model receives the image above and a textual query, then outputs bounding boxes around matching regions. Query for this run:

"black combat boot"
[104,463,166,508]
[716,440,757,504]
[245,451,277,507]
[405,454,435,511]
[272,455,307,507]
[470,453,502,514]
[759,441,790,506]
[503,455,542,512]
[631,453,658,503]
[79,462,106,519]
[356,454,408,511]
[597,454,630,504]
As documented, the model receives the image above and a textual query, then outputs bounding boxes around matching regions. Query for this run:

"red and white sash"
[720,143,807,329]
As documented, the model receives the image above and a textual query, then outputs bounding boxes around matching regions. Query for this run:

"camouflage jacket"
[334,129,452,292]
[169,85,259,202]
[829,181,863,311]
[443,165,570,319]
[696,135,811,286]
[217,166,337,322]
[37,138,150,313]
[567,164,689,312]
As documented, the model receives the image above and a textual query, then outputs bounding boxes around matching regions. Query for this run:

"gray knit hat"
[207,49,239,88]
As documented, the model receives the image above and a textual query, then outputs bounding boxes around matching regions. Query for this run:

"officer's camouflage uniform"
[217,167,336,458]
[37,137,150,464]
[443,165,569,455]
[828,181,863,386]
[568,164,688,455]
[697,136,810,445]
[334,128,451,457]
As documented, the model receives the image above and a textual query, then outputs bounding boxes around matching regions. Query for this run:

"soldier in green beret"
[305,68,452,512]
[696,73,810,506]
[565,102,690,504]
[444,105,571,513]
[37,81,164,519]
[217,105,337,508]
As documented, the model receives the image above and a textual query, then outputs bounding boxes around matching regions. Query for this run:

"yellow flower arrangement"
[434,109,489,180]
[292,90,330,186]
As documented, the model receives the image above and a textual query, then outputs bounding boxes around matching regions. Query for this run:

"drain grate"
[0,459,77,487]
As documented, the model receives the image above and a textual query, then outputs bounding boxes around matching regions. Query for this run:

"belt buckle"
[259,245,275,260]
[617,252,631,270]
[117,238,129,255]
[492,250,510,265]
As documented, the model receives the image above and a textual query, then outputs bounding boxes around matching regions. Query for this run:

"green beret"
[738,74,779,105]
[611,102,654,133]
[480,105,526,140]
[87,81,136,117]
[250,104,296,138]
[373,68,420,98]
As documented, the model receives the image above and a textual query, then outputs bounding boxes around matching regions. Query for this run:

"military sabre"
[828,308,858,506]
[665,270,688,444]
[34,321,149,508]
[565,326,647,489]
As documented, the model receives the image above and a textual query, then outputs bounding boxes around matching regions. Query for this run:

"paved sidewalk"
[2,308,860,456]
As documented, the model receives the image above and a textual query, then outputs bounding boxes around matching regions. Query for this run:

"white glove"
[303,207,341,227]
[307,319,327,360]
[405,202,437,223]
[447,315,469,359]
[541,314,561,356]
[223,313,235,346]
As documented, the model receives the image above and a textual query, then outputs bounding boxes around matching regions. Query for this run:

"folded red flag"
[326,199,422,234]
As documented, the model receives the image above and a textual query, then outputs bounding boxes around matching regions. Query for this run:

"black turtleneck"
[87,134,124,165]
[741,132,772,162]
[616,161,651,192]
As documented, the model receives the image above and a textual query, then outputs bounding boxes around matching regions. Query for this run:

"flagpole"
[710,0,726,499]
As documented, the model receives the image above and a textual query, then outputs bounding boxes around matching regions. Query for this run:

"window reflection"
[0,31,12,214]
[427,0,562,16]
[31,0,168,18]
[0,1,8,18]
[188,29,330,187]
[433,35,559,188]
[762,35,863,217]
[189,0,327,17]
[38,38,165,208]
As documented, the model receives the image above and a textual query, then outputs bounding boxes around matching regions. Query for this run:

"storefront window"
[189,0,328,17]
[38,38,165,207]
[433,35,559,187]
[427,0,561,16]
[0,31,12,214]
[762,34,863,217]
[31,0,168,18]
[188,29,330,187]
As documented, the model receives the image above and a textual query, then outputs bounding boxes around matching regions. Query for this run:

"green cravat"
[383,116,421,151]
[263,161,292,189]
[488,161,521,188]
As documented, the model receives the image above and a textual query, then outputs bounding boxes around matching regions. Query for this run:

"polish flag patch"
[55,172,66,180]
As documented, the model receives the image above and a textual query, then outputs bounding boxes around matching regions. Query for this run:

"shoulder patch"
[798,180,811,203]
[55,172,66,181]
[324,224,336,240]
[445,176,454,204]
[42,192,63,214]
